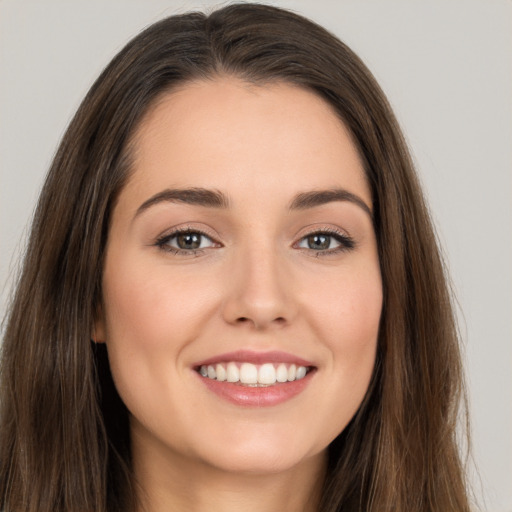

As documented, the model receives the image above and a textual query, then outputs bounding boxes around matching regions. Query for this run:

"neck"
[132,430,327,512]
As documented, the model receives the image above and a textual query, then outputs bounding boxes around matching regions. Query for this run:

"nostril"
[236,316,286,325]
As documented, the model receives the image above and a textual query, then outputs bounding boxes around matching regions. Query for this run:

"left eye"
[163,231,215,251]
[297,233,344,251]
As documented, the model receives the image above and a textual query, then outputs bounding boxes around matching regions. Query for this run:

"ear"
[92,306,106,343]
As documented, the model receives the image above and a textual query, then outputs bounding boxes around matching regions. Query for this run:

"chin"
[203,448,318,476]
[189,426,327,476]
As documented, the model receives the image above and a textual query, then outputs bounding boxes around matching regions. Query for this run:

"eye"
[296,230,354,253]
[156,229,218,254]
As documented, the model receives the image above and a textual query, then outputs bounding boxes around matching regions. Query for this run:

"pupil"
[178,233,201,250]
[308,234,329,250]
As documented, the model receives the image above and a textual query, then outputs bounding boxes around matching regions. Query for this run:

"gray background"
[1,1,511,511]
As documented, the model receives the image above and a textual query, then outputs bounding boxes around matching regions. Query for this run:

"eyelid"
[295,225,352,242]
[156,223,220,241]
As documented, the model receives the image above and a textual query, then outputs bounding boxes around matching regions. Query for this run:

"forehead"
[123,77,370,208]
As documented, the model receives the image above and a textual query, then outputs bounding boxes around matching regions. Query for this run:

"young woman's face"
[96,78,382,476]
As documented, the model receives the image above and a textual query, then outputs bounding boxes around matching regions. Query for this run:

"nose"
[221,247,296,330]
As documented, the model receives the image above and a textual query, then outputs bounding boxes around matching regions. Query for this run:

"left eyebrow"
[289,189,372,218]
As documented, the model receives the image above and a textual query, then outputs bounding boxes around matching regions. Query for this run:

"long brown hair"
[0,4,471,511]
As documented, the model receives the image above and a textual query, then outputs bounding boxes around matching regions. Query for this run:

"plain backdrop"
[1,1,511,511]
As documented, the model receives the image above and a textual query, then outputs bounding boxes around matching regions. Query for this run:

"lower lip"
[196,371,315,407]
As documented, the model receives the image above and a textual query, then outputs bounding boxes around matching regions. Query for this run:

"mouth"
[196,361,313,387]
[193,351,317,407]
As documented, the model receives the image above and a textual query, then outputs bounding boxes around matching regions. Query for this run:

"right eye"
[156,230,218,254]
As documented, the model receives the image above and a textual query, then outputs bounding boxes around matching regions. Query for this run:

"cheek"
[308,264,382,349]
[100,262,201,429]
[102,255,217,351]
[333,272,381,382]
[303,265,382,427]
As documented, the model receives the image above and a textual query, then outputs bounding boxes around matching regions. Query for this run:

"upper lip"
[193,350,315,368]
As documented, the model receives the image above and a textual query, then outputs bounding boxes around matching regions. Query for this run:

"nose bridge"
[222,236,293,329]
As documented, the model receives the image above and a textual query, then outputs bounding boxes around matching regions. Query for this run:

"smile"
[193,351,316,407]
[198,362,311,386]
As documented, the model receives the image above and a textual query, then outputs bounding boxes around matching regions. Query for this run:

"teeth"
[240,363,258,384]
[287,364,297,381]
[226,362,239,382]
[276,364,288,382]
[198,362,309,386]
[258,363,276,385]
[216,363,227,382]
[296,366,307,380]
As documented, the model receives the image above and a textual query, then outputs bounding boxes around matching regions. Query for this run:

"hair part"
[1,4,471,511]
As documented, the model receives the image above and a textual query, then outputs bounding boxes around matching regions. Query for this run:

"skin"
[95,77,383,512]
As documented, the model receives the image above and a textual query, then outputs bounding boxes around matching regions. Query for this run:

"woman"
[0,4,471,511]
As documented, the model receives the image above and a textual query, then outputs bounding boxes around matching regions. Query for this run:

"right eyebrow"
[133,187,230,220]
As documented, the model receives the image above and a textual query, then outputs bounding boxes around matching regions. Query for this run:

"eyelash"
[154,227,355,257]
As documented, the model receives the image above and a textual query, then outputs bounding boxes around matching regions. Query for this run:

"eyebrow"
[134,186,372,219]
[289,189,372,218]
[135,187,230,217]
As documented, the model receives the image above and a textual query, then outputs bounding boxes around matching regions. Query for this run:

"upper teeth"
[199,362,308,386]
